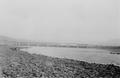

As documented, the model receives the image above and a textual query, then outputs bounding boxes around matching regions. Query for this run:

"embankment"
[0,46,120,78]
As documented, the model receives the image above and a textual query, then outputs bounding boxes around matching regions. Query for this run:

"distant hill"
[0,35,120,48]
[0,35,16,41]
[99,39,120,46]
[0,36,31,46]
[0,36,16,45]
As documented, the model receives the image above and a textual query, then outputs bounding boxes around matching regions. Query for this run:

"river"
[22,47,120,65]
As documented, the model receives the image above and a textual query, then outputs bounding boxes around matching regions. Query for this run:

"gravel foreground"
[0,46,120,78]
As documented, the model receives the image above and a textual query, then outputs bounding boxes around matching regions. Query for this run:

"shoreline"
[21,46,120,66]
[1,46,120,78]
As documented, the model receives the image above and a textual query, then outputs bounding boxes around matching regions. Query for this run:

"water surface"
[22,47,120,65]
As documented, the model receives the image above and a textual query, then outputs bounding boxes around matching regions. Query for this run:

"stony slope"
[0,46,120,78]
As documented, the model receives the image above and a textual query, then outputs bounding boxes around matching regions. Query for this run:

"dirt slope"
[0,46,120,78]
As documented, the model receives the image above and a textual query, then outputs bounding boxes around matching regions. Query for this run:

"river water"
[22,47,120,65]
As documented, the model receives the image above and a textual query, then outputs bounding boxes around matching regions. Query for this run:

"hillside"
[98,39,120,46]
[0,46,120,78]
[0,36,120,50]
[0,36,32,46]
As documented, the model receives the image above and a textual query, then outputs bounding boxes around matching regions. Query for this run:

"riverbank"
[0,46,120,78]
[21,47,120,66]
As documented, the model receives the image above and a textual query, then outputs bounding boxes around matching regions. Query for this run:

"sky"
[0,0,119,43]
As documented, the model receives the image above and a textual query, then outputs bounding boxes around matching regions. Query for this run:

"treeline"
[1,48,120,78]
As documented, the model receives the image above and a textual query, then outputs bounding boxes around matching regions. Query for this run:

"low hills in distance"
[0,35,120,53]
[0,36,120,77]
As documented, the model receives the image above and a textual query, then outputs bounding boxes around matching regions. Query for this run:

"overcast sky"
[0,0,119,43]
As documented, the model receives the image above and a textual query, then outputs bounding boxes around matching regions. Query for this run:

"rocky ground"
[0,46,120,78]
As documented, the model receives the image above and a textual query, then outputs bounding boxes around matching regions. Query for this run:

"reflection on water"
[22,47,120,65]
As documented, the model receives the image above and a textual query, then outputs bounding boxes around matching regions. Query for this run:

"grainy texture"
[0,46,120,78]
